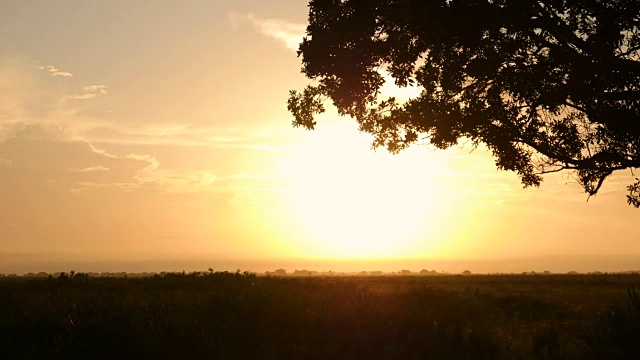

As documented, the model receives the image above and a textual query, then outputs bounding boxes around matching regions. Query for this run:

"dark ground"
[1,272,639,359]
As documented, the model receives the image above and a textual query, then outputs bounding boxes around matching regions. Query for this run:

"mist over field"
[4,255,640,276]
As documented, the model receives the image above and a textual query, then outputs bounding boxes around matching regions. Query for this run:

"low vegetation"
[1,271,639,359]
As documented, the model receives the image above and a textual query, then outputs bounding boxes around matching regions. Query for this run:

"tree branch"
[531,0,640,73]
[600,90,640,102]
[618,44,640,58]
[531,0,591,55]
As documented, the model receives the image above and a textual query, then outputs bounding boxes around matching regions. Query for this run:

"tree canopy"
[288,0,640,206]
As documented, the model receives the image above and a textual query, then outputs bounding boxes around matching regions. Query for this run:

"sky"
[1,0,639,274]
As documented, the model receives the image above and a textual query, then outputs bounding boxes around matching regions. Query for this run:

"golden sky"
[1,0,639,273]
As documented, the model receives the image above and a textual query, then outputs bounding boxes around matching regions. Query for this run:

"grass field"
[2,272,639,359]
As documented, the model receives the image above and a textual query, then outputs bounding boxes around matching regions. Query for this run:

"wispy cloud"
[82,85,108,94]
[78,121,291,151]
[86,142,118,159]
[229,13,305,51]
[125,153,160,180]
[70,93,98,100]
[120,153,224,193]
[71,182,139,193]
[1,122,285,198]
[227,173,280,180]
[1,57,288,199]
[70,85,108,100]
[70,165,110,173]
[4,56,289,152]
[38,65,73,77]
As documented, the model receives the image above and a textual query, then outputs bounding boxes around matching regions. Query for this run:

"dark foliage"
[1,272,640,359]
[288,0,640,205]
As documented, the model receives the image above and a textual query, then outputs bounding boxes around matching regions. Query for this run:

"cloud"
[82,85,108,94]
[0,124,288,254]
[70,84,108,100]
[0,121,282,198]
[227,173,281,180]
[83,142,117,159]
[125,153,160,180]
[0,123,197,195]
[70,93,98,100]
[70,165,110,173]
[2,122,70,143]
[70,181,139,193]
[1,56,287,199]
[38,65,73,77]
[3,56,287,151]
[118,153,227,193]
[77,121,291,151]
[156,171,222,192]
[229,13,305,51]
[1,60,69,129]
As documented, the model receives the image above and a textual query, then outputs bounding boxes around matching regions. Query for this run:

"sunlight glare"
[287,120,447,259]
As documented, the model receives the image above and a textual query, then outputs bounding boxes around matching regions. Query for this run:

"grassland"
[1,272,639,359]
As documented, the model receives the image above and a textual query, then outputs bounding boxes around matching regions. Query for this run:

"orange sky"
[1,0,639,274]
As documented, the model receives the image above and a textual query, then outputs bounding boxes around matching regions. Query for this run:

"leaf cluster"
[289,0,640,204]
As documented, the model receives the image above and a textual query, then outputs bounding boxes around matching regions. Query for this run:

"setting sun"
[284,120,448,259]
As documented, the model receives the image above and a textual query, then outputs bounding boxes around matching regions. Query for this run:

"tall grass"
[1,272,638,359]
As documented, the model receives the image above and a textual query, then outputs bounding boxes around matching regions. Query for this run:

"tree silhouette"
[288,0,640,205]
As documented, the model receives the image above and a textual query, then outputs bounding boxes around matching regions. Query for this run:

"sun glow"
[286,120,449,259]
